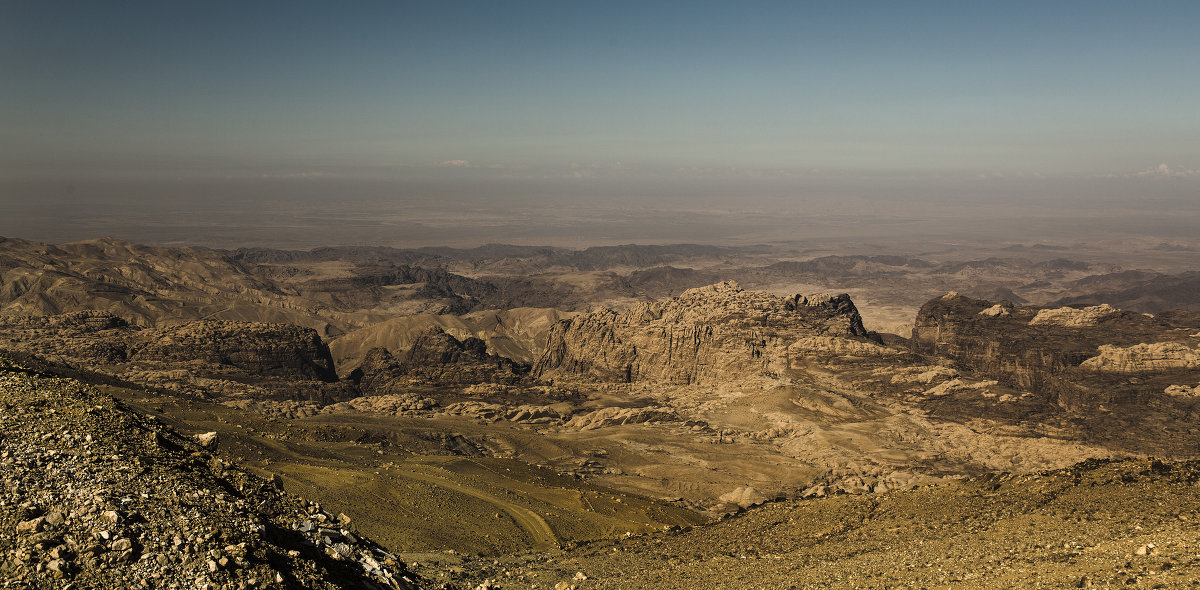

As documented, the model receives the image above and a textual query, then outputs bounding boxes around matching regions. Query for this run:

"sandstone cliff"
[910,292,1200,409]
[132,320,338,381]
[534,281,880,385]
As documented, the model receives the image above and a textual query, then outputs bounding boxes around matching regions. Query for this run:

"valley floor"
[447,459,1200,589]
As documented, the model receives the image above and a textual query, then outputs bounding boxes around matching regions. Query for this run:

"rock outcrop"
[1081,342,1200,372]
[0,313,346,401]
[351,327,530,393]
[1028,304,1119,327]
[563,406,679,430]
[911,293,1200,410]
[534,281,881,385]
[133,320,338,381]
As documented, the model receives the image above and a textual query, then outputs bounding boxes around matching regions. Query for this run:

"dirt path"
[398,465,560,551]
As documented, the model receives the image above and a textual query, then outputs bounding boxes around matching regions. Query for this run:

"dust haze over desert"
[3,2,1200,589]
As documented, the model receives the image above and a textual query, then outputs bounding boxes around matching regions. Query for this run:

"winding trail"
[239,437,559,550]
[399,465,560,551]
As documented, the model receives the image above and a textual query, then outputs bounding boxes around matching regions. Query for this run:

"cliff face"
[132,320,338,382]
[533,281,879,385]
[910,293,1200,407]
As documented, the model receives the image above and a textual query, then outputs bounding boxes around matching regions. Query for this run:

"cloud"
[1101,163,1200,179]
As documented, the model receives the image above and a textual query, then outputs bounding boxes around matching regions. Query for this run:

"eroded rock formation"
[351,327,531,394]
[534,281,881,385]
[133,320,337,381]
[0,312,345,401]
[911,293,1200,412]
[1082,341,1200,372]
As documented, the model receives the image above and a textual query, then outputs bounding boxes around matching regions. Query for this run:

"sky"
[2,1,1199,247]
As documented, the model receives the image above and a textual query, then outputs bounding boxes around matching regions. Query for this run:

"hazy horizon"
[3,2,1198,249]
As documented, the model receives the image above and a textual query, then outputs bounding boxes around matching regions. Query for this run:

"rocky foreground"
[0,359,419,589]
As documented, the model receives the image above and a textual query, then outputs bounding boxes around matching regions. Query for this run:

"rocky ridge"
[910,293,1200,455]
[534,281,879,386]
[0,237,338,334]
[351,327,531,395]
[0,312,349,403]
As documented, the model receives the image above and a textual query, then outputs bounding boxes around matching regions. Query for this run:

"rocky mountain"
[1051,269,1200,313]
[6,235,1200,587]
[763,255,935,275]
[229,243,746,273]
[2,235,1163,342]
[329,307,575,373]
[0,237,580,338]
[351,327,531,394]
[535,281,877,385]
[0,236,335,332]
[2,278,1159,516]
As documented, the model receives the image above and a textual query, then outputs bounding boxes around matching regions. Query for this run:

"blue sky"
[4,1,1198,177]
[1,1,1199,246]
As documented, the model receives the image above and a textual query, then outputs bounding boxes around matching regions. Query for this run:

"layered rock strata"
[911,292,1200,410]
[0,312,345,402]
[534,281,881,385]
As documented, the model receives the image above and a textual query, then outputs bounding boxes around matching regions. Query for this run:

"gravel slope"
[450,459,1200,589]
[0,359,420,589]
